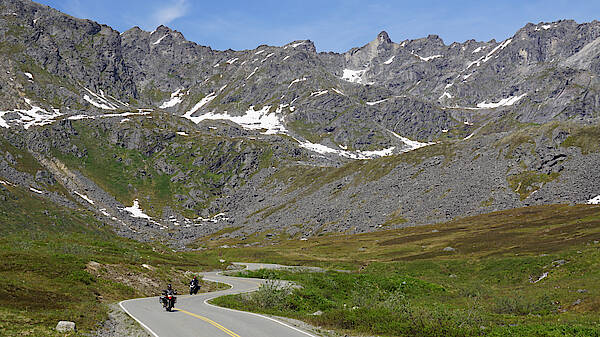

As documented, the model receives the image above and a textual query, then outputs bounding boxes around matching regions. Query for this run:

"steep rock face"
[0,0,136,101]
[0,0,599,245]
[120,25,218,101]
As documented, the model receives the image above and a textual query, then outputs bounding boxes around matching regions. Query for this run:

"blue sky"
[37,0,600,52]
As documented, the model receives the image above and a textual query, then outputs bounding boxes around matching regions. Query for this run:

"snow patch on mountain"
[0,98,62,129]
[366,99,388,105]
[83,88,117,110]
[298,140,395,160]
[159,89,186,109]
[288,78,306,88]
[310,90,328,97]
[123,199,151,219]
[411,51,443,61]
[30,187,44,194]
[383,55,395,64]
[296,131,433,160]
[246,67,259,80]
[467,39,512,69]
[24,72,33,80]
[226,58,238,64]
[439,92,452,100]
[331,88,346,96]
[197,212,229,223]
[67,111,151,121]
[588,195,600,205]
[182,92,217,120]
[261,53,274,62]
[74,191,95,205]
[389,131,436,152]
[341,69,367,84]
[185,105,287,135]
[535,23,557,31]
[476,93,527,108]
[152,34,168,45]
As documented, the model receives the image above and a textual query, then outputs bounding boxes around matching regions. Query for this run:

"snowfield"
[411,51,443,61]
[183,92,217,120]
[477,93,527,108]
[310,90,328,97]
[123,199,151,219]
[159,89,186,109]
[588,195,600,205]
[341,69,367,84]
[184,105,288,135]
[389,131,437,152]
[0,98,62,129]
[297,132,435,159]
[74,191,95,205]
[67,110,151,121]
[288,78,307,88]
[366,99,388,105]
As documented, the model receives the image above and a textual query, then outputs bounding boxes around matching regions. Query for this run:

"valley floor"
[1,188,598,336]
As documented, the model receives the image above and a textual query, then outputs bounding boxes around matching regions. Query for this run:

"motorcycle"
[160,291,177,311]
[189,282,199,295]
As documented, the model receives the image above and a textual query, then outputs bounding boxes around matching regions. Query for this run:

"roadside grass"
[206,204,600,336]
[0,184,224,336]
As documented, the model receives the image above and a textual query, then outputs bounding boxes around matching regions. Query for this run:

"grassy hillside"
[0,183,224,336]
[1,158,598,336]
[206,204,600,336]
[52,115,277,219]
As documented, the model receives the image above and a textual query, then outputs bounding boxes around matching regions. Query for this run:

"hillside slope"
[0,0,598,245]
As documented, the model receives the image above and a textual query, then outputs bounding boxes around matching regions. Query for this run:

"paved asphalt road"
[120,263,318,337]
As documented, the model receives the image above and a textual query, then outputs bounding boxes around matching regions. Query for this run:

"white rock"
[56,321,76,332]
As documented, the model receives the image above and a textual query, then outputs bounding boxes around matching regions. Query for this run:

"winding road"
[119,263,318,337]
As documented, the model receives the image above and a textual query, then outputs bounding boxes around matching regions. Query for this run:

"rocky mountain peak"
[285,40,316,53]
[377,30,392,44]
[151,24,172,35]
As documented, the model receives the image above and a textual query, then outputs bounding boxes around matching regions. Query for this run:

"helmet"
[167,283,172,289]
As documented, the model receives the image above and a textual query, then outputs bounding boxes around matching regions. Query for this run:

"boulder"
[56,321,76,332]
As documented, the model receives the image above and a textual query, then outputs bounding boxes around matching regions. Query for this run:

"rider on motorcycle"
[160,284,177,310]
[189,276,199,295]
[163,283,177,296]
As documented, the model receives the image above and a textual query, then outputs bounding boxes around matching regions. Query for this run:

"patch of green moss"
[508,171,560,200]
[561,124,600,154]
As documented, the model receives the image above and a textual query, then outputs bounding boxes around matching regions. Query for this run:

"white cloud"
[152,0,189,27]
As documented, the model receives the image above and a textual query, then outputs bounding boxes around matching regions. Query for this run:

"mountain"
[0,0,599,247]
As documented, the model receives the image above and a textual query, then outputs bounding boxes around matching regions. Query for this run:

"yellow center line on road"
[175,308,241,337]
